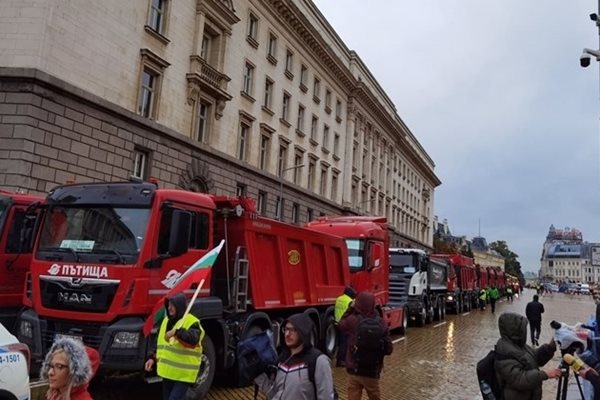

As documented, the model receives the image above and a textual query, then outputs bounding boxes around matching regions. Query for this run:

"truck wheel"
[186,335,216,400]
[416,307,426,327]
[440,299,446,320]
[398,306,408,334]
[321,314,337,358]
[425,304,434,324]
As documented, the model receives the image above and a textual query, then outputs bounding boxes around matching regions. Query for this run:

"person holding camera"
[494,312,561,400]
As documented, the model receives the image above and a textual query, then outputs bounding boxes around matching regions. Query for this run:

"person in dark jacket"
[494,312,561,400]
[255,313,335,399]
[40,337,100,400]
[334,285,356,367]
[338,292,393,400]
[144,293,204,400]
[525,294,545,346]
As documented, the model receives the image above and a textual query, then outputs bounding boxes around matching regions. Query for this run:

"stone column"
[342,102,356,207]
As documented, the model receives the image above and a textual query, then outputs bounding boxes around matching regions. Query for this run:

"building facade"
[0,0,441,249]
[539,225,591,283]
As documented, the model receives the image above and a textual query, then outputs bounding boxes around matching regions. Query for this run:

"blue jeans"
[162,378,190,400]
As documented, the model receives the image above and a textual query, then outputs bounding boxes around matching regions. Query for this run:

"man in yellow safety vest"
[145,293,205,400]
[334,286,357,367]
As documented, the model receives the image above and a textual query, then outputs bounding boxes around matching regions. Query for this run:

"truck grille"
[388,272,412,305]
[40,277,118,313]
[40,320,104,353]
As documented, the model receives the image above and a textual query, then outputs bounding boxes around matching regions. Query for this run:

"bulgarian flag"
[142,239,225,336]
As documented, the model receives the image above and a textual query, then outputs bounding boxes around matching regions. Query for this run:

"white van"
[0,323,30,400]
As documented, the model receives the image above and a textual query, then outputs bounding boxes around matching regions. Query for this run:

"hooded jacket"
[338,292,393,378]
[255,313,335,400]
[40,338,100,400]
[494,312,556,400]
[164,293,201,346]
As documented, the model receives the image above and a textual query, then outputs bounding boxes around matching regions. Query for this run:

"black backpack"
[476,350,504,400]
[351,316,389,377]
[237,330,278,387]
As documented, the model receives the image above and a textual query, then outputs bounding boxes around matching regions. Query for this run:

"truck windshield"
[346,239,365,271]
[0,195,9,237]
[389,254,417,274]
[37,206,150,262]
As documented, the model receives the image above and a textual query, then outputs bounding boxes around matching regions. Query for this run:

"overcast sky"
[312,0,600,273]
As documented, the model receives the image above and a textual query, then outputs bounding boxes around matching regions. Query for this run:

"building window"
[307,208,313,222]
[333,133,340,156]
[278,144,288,177]
[300,64,308,91]
[292,203,300,224]
[238,122,250,161]
[132,148,149,179]
[201,34,211,60]
[282,92,291,121]
[320,167,327,195]
[308,158,316,191]
[294,152,303,184]
[247,12,259,45]
[263,77,274,110]
[331,172,338,200]
[335,99,342,122]
[267,32,277,61]
[148,0,167,34]
[325,89,332,112]
[313,77,320,102]
[276,196,283,220]
[310,115,318,141]
[138,69,158,118]
[323,124,330,149]
[243,62,255,96]
[259,134,270,170]
[297,105,305,132]
[257,191,267,215]
[236,183,247,196]
[196,101,209,143]
[285,50,294,77]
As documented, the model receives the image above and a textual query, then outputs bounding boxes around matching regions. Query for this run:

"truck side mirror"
[168,210,191,257]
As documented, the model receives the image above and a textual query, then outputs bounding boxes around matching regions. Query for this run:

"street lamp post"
[278,164,304,221]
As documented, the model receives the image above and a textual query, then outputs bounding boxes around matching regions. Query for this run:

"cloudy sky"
[312,0,600,273]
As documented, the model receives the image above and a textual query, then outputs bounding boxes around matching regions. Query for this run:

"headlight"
[447,296,453,301]
[111,332,139,348]
[19,321,33,339]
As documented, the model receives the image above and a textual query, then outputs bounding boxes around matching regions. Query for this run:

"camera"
[581,53,591,68]
[550,320,586,354]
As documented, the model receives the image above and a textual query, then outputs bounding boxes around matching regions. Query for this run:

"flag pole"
[183,278,205,318]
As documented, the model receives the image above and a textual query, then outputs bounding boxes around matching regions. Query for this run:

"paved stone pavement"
[32,288,597,400]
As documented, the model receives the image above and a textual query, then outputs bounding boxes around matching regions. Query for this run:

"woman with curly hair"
[40,338,100,400]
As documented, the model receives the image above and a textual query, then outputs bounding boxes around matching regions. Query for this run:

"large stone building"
[0,0,441,249]
[540,225,600,283]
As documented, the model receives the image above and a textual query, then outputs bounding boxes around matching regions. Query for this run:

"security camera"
[581,53,591,68]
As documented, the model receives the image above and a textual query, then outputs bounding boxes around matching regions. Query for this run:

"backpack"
[476,350,503,400]
[351,316,389,378]
[237,330,278,387]
[306,348,339,400]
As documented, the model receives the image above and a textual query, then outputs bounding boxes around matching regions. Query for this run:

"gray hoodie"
[255,313,335,400]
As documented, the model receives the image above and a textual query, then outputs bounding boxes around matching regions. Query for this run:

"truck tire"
[186,335,216,400]
[425,303,434,324]
[397,306,408,334]
[440,298,446,320]
[321,313,337,358]
[416,307,426,327]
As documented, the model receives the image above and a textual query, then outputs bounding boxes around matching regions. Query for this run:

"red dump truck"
[431,254,477,314]
[16,181,352,398]
[0,190,42,331]
[306,216,408,333]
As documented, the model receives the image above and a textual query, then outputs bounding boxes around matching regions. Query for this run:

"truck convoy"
[431,253,478,314]
[14,181,405,398]
[388,248,448,327]
[0,190,42,331]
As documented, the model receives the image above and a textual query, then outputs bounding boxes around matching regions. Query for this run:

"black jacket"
[525,300,544,322]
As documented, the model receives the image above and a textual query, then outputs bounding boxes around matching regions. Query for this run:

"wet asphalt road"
[31,289,596,399]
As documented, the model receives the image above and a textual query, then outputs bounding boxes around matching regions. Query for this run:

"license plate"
[54,333,82,343]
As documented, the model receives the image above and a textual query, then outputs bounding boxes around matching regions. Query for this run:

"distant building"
[539,225,596,283]
[432,216,468,249]
[470,236,504,271]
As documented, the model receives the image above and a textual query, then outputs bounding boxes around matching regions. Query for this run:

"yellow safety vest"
[479,289,487,301]
[334,294,352,322]
[157,313,204,383]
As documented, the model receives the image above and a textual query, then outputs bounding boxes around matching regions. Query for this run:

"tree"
[489,240,525,285]
[460,244,474,258]
[433,237,459,254]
